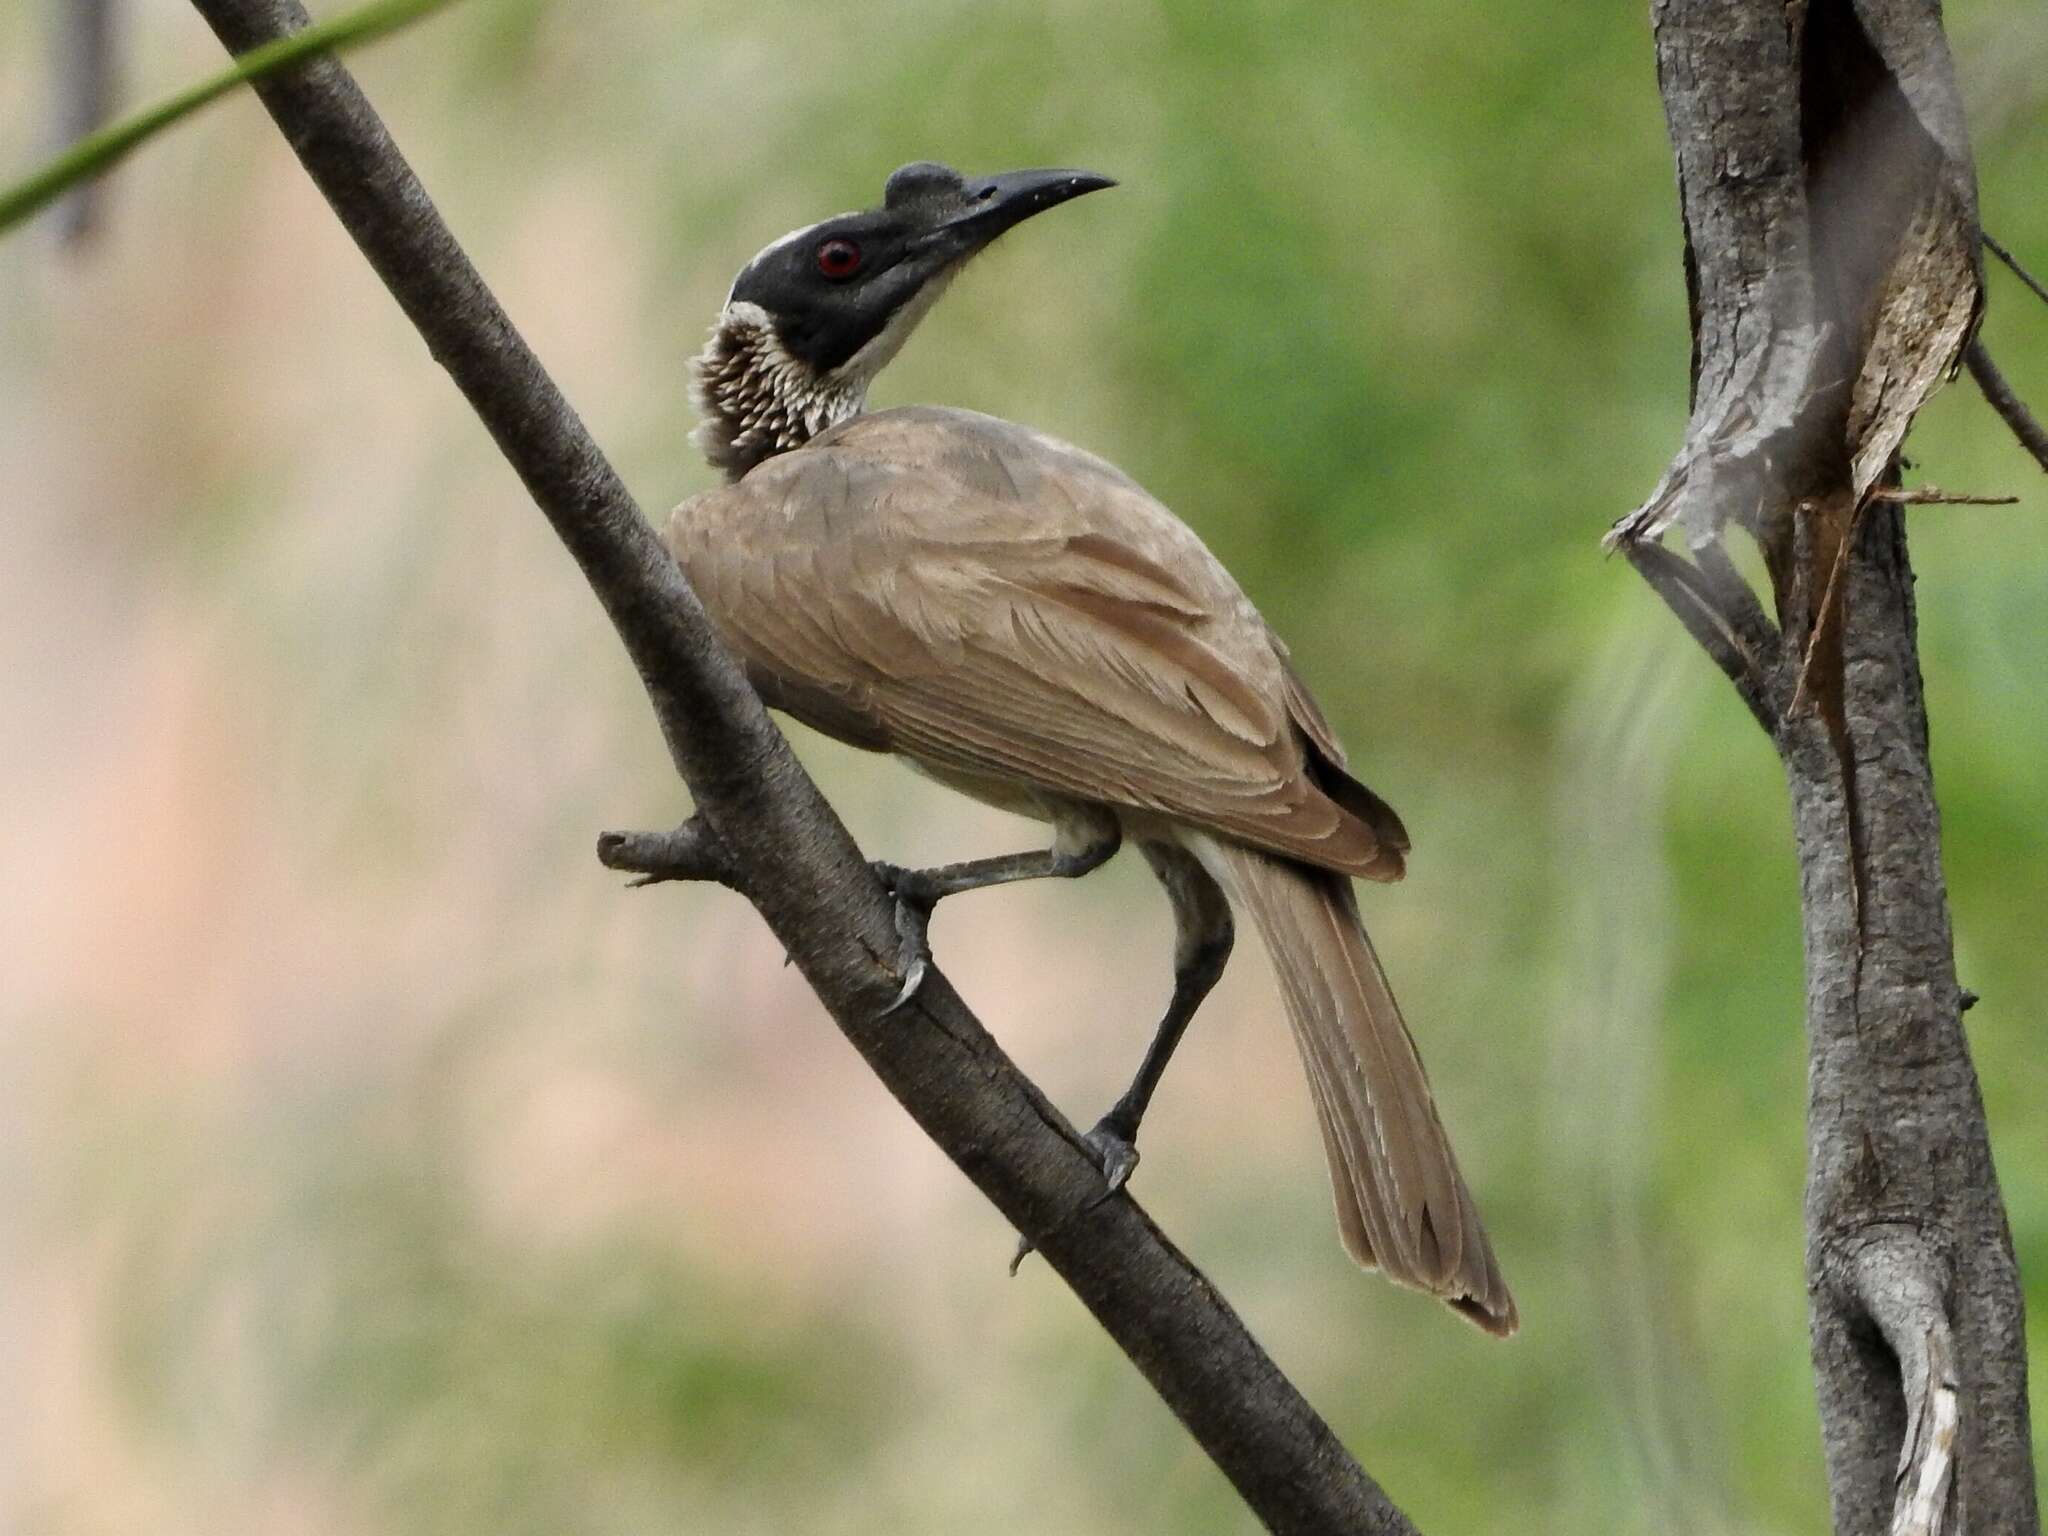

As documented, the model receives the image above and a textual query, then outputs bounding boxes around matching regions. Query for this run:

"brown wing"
[669,406,1403,880]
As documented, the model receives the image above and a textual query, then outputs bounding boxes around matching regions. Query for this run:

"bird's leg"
[876,807,1120,1015]
[1082,842,1234,1187]
[1010,843,1232,1272]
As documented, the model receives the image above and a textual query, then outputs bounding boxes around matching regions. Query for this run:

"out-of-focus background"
[2,1,2045,1530]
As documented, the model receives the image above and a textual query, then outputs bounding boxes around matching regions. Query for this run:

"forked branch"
[1620,1,2036,1530]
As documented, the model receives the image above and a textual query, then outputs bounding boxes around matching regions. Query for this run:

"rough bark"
[1616,2,2038,1531]
[184,0,1426,1530]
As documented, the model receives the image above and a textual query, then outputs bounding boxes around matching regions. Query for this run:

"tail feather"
[1194,834,1516,1336]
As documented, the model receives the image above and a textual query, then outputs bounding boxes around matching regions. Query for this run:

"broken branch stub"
[1611,0,1981,555]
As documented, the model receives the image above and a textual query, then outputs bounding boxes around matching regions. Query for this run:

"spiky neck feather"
[689,301,868,481]
[689,268,957,480]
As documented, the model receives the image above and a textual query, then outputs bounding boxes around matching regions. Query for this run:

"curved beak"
[916,167,1116,259]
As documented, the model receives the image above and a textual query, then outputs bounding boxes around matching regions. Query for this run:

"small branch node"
[596,815,736,888]
[1981,230,2048,310]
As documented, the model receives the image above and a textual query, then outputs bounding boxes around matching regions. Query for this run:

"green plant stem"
[0,0,457,236]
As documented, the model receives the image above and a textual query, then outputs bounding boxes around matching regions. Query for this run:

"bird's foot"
[1082,1118,1141,1195]
[1008,1114,1140,1274]
[872,861,940,1016]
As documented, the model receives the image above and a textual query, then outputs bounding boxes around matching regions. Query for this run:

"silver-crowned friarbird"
[652,162,1514,1334]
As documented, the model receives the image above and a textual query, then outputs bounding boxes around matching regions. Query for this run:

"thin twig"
[1867,487,2019,506]
[1981,230,2048,309]
[185,2,1426,1531]
[1965,340,2048,475]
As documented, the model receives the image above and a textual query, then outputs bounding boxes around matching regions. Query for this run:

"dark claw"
[1082,1122,1140,1194]
[1008,1118,1141,1272]
[873,862,936,1016]
[879,950,929,1016]
[871,860,940,910]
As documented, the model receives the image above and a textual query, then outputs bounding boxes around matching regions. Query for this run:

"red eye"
[816,238,863,279]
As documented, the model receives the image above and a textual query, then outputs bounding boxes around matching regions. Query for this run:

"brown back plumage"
[670,405,1404,880]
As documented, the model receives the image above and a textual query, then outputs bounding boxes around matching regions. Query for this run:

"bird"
[662,161,1515,1335]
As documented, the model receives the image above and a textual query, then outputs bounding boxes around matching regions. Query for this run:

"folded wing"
[670,405,1403,881]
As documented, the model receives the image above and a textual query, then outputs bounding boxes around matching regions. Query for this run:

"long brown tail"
[1194,835,1517,1336]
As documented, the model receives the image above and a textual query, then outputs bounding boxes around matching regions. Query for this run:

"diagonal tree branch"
[1619,539,1786,733]
[184,1,1426,1530]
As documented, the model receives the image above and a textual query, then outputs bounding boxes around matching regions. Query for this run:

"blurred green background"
[3,1,2045,1530]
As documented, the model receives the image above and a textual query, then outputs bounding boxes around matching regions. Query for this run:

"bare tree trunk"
[1616,2,2039,1531]
[1793,505,2034,1534]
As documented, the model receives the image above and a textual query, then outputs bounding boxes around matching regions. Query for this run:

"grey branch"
[1634,1,2036,1531]
[184,0,1423,1530]
[1969,236,2048,472]
[1964,341,2048,476]
[1982,231,2048,309]
[1619,539,1785,734]
[52,0,120,247]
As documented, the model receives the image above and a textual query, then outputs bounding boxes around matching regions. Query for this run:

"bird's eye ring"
[816,238,863,279]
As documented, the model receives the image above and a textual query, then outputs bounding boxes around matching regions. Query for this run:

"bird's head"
[691,161,1114,478]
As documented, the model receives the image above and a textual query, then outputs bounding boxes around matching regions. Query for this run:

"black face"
[729,161,1115,374]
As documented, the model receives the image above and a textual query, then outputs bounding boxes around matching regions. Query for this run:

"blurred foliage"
[2,0,2045,1532]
